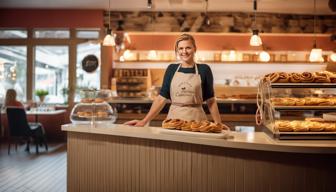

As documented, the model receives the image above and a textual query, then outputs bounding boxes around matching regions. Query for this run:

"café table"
[26,109,66,122]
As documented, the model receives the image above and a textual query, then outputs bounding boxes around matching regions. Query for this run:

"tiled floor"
[0,142,66,192]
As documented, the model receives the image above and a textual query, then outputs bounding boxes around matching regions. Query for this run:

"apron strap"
[176,63,198,74]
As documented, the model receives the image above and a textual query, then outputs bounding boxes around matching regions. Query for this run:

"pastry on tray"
[162,119,227,133]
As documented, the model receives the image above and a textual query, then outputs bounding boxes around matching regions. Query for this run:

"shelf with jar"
[115,49,335,63]
[112,68,151,98]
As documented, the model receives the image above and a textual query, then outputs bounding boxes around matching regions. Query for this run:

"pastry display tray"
[273,106,336,111]
[270,83,336,88]
[154,128,232,139]
[265,124,336,140]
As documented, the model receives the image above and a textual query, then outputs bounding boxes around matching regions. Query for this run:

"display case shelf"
[265,124,336,140]
[271,83,336,88]
[258,77,336,140]
[273,106,336,111]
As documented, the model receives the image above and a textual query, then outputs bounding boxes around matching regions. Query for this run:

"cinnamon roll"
[289,73,302,83]
[300,72,315,83]
[276,72,289,83]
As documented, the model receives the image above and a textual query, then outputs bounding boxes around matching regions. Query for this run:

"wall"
[0,9,104,28]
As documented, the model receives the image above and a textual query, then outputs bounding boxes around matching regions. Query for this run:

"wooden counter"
[62,124,336,192]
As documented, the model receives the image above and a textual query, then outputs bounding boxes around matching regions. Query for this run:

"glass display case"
[70,90,117,124]
[257,71,336,139]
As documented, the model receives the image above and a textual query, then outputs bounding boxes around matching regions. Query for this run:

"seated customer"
[4,89,24,108]
[5,89,47,151]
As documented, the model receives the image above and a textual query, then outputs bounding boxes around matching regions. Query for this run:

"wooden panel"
[67,132,336,192]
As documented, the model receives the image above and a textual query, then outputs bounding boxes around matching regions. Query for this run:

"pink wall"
[0,9,104,28]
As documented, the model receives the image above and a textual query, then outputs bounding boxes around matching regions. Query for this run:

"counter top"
[62,123,336,154]
[108,98,256,104]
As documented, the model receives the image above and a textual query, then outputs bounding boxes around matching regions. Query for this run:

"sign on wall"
[82,54,99,73]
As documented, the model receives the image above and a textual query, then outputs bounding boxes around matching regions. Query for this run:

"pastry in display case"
[257,71,336,139]
[70,90,117,124]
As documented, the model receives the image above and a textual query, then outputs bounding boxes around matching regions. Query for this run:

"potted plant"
[35,89,49,102]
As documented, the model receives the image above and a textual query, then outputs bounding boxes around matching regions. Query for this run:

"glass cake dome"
[70,89,117,124]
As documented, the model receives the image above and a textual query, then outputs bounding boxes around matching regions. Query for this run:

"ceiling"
[0,0,335,15]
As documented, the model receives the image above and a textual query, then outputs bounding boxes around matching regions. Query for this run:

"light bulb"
[147,50,157,60]
[259,51,270,62]
[123,50,132,60]
[309,48,323,62]
[330,52,336,62]
[250,30,262,46]
[228,50,236,61]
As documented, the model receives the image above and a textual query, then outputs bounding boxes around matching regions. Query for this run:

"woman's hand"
[123,119,147,127]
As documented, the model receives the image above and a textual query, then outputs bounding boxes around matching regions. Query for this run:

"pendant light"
[147,0,152,9]
[204,0,210,26]
[249,0,262,46]
[103,0,115,46]
[309,0,323,62]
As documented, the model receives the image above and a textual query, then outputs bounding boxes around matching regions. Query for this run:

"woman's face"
[176,40,196,63]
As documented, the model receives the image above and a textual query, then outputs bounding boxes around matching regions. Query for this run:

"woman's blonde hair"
[174,34,197,53]
[5,89,17,106]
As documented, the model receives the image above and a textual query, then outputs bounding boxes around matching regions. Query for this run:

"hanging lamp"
[103,0,115,46]
[249,0,262,46]
[309,0,323,62]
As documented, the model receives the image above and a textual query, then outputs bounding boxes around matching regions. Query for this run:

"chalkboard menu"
[82,55,99,73]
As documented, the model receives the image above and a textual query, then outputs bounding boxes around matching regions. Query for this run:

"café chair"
[6,107,48,155]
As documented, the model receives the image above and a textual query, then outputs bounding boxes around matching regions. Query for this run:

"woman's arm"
[124,95,167,126]
[206,97,222,123]
[207,98,231,130]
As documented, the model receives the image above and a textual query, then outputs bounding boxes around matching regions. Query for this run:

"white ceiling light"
[103,0,115,46]
[249,0,262,47]
[250,30,262,46]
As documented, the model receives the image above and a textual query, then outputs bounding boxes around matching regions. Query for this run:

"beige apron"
[167,64,207,121]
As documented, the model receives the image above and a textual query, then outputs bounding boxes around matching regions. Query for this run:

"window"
[34,46,69,104]
[76,29,100,39]
[0,46,27,102]
[0,29,27,39]
[34,29,70,39]
[75,42,101,102]
[0,28,103,105]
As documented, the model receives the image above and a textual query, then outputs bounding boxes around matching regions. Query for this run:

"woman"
[125,34,227,128]
[5,88,47,151]
[4,89,24,108]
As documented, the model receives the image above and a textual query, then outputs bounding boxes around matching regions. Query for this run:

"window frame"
[0,28,105,106]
